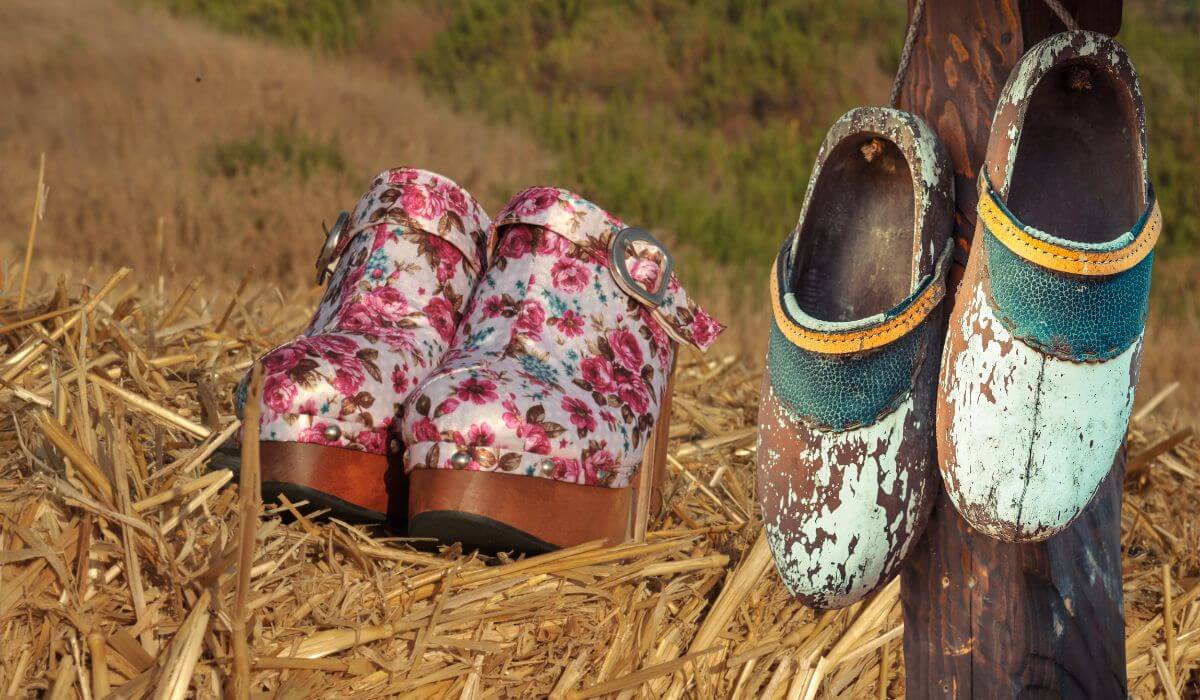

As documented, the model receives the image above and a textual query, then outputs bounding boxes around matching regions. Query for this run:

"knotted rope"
[889,0,927,108]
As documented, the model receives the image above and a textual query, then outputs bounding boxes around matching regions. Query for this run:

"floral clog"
[757,107,955,609]
[240,167,491,523]
[400,187,723,551]
[938,32,1158,542]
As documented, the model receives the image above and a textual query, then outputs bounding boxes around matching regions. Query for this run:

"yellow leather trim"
[770,260,945,354]
[979,183,1160,276]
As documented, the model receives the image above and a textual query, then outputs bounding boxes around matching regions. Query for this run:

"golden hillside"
[0,0,551,289]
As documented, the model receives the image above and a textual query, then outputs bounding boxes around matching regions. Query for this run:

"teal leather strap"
[766,234,943,431]
[981,184,1156,361]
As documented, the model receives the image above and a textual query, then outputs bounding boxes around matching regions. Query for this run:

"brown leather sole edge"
[407,468,633,551]
[259,442,407,523]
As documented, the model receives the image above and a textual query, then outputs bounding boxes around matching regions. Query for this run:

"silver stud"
[538,458,556,476]
[450,450,472,469]
[323,424,341,441]
[389,439,401,454]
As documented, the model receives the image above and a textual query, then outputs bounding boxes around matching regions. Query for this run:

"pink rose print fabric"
[399,187,725,488]
[240,168,491,453]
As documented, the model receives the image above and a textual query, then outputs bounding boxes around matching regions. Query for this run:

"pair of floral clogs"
[239,169,723,552]
[758,31,1159,608]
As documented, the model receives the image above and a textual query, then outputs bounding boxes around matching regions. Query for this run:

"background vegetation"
[156,0,1200,265]
[153,0,379,50]
[4,0,1198,414]
[415,1,903,275]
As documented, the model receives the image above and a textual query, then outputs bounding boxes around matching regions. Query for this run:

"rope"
[1042,0,1080,30]
[889,0,1080,108]
[889,0,927,107]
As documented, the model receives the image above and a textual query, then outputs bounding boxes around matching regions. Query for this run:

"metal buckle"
[608,227,674,308]
[314,211,350,285]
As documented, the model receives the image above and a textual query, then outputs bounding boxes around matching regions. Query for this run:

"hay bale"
[1,265,1197,697]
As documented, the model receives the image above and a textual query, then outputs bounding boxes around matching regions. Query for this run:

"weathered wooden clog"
[937,31,1159,542]
[757,107,954,609]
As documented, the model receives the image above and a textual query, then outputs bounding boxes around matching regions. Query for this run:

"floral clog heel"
[400,188,723,552]
[757,107,955,609]
[938,32,1158,542]
[241,168,491,524]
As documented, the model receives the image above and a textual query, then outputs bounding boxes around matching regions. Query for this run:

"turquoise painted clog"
[757,106,955,609]
[937,31,1159,542]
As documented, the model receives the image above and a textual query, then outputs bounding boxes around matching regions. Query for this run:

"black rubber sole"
[408,510,558,555]
[210,441,393,529]
[208,442,243,473]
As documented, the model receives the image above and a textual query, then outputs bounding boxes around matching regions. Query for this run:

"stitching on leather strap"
[770,243,950,355]
[978,177,1160,275]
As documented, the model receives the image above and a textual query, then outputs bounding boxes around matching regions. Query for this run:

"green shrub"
[151,0,376,50]
[416,0,906,285]
[415,0,1200,287]
[159,0,1200,273]
[210,126,347,180]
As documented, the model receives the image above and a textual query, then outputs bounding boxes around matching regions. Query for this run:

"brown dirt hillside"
[0,0,552,290]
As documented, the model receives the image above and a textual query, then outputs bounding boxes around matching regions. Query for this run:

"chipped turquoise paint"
[766,319,924,432]
[983,228,1152,361]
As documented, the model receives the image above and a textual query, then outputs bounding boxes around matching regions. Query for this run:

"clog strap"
[977,175,1157,361]
[978,175,1160,277]
[764,235,951,432]
[771,239,953,356]
[494,187,725,352]
[319,168,491,283]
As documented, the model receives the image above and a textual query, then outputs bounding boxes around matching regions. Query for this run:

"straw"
[1163,563,1177,686]
[1,248,1198,696]
[232,363,263,699]
[17,153,46,309]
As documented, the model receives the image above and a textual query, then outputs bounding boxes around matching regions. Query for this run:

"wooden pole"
[895,1,1128,696]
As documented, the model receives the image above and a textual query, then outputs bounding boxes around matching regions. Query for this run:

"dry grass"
[1141,256,1200,423]
[0,265,1197,698]
[0,0,552,292]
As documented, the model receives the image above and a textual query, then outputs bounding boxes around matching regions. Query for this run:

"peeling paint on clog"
[989,31,1147,194]
[938,281,1139,541]
[760,104,952,609]
[757,373,937,609]
[941,30,1153,544]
